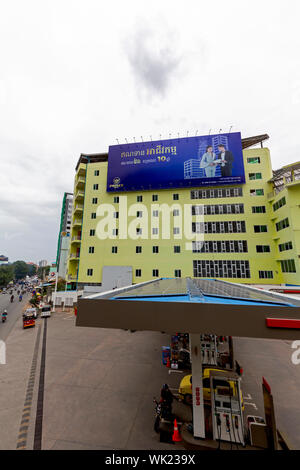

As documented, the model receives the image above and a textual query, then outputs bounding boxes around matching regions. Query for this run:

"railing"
[73,219,82,225]
[72,236,81,241]
[68,275,77,280]
[76,176,85,185]
[75,191,84,199]
[73,204,83,212]
[69,254,80,259]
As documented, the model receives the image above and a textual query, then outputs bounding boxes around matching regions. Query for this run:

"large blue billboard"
[107,132,245,192]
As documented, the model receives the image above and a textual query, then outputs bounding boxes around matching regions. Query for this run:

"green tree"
[57,277,66,291]
[0,264,14,286]
[27,264,37,276]
[12,260,29,280]
[37,265,50,279]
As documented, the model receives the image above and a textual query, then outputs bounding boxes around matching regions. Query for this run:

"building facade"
[67,138,300,289]
[56,192,73,279]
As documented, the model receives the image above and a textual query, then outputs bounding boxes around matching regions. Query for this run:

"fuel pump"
[210,371,245,447]
[200,334,218,366]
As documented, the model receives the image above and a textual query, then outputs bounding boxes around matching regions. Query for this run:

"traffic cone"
[172,419,182,442]
[166,357,171,368]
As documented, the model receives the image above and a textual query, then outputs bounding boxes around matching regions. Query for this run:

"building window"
[136,228,142,235]
[174,270,181,278]
[279,241,293,252]
[173,194,179,200]
[192,221,246,234]
[153,246,159,253]
[136,211,143,218]
[93,184,99,190]
[192,240,248,254]
[193,260,250,279]
[94,170,100,176]
[91,212,96,219]
[112,229,118,236]
[137,195,143,202]
[193,203,244,215]
[114,212,119,219]
[173,227,180,234]
[88,246,95,254]
[152,210,159,217]
[152,228,158,235]
[112,246,118,254]
[135,269,142,277]
[136,246,142,253]
[249,172,262,180]
[114,196,119,203]
[254,225,268,233]
[152,269,159,277]
[259,270,273,279]
[90,229,95,236]
[276,218,289,232]
[280,259,296,273]
[247,157,261,164]
[173,209,180,216]
[191,187,243,199]
[152,195,158,201]
[92,198,98,204]
[87,269,93,276]
[252,206,266,213]
[174,246,181,253]
[250,189,264,196]
[256,245,270,253]
[273,197,286,212]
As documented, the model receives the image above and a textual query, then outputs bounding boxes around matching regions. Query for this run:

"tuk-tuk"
[23,310,36,329]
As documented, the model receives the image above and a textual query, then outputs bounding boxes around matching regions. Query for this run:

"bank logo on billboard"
[107,132,245,192]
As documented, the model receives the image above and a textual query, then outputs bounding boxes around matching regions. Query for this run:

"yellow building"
[67,135,300,289]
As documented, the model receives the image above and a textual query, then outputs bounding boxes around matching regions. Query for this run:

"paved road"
[0,292,30,342]
[0,303,299,449]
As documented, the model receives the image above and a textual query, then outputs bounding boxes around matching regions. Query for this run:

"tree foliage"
[12,261,29,280]
[0,264,14,286]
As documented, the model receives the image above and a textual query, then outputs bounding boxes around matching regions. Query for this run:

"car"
[178,367,244,407]
[40,305,51,318]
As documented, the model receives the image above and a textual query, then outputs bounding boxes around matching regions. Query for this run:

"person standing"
[200,146,217,177]
[218,144,234,177]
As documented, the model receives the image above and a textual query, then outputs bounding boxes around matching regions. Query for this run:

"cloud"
[124,23,183,98]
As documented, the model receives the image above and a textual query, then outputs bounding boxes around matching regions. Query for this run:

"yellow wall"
[67,148,300,286]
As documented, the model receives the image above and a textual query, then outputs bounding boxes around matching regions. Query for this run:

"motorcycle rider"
[10,294,14,303]
[19,294,23,302]
[2,310,7,322]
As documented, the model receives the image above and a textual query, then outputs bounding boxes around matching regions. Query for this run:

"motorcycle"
[2,315,7,323]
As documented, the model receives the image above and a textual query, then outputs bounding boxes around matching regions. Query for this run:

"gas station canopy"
[77,278,300,340]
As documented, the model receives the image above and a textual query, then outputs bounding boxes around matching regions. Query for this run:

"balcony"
[73,219,82,227]
[71,236,81,244]
[74,190,85,201]
[75,176,85,188]
[69,253,80,261]
[68,275,77,281]
[73,204,84,214]
[77,164,86,177]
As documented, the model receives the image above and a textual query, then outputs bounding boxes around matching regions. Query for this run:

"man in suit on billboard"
[218,144,234,177]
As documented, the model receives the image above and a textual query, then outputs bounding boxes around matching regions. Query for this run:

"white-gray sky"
[1,0,300,263]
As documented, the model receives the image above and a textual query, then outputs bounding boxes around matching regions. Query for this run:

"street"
[0,292,30,342]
